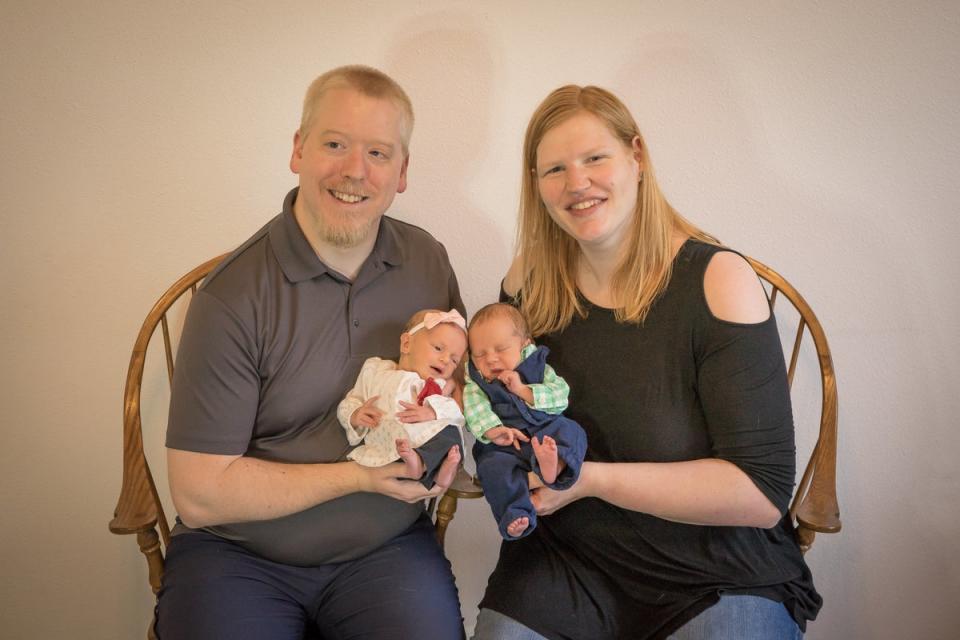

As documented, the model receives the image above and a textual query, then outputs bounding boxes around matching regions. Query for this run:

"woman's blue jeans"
[472,595,803,639]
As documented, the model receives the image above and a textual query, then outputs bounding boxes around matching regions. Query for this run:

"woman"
[471,85,821,639]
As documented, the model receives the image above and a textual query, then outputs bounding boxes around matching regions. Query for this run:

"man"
[157,66,466,639]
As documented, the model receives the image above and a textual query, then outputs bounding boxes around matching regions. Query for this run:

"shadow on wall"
[383,12,512,315]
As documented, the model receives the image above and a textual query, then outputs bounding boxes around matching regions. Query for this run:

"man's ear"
[290,130,304,174]
[397,154,409,193]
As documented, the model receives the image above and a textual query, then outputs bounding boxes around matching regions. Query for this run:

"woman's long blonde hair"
[515,85,717,336]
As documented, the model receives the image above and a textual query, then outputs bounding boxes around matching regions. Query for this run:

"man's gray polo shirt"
[167,188,465,566]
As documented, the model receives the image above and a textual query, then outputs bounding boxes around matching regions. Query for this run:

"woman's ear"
[631,135,644,171]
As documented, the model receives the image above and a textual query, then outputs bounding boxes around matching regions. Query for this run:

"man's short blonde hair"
[299,65,414,153]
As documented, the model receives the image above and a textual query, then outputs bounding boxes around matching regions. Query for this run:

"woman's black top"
[479,240,821,639]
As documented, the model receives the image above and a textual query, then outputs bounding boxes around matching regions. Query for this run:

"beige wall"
[2,1,958,638]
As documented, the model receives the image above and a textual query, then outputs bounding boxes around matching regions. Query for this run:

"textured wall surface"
[2,1,958,638]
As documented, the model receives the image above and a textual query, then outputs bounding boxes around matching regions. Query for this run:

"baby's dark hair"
[468,303,530,340]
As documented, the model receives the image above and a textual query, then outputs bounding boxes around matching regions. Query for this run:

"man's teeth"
[331,190,364,203]
[570,199,602,211]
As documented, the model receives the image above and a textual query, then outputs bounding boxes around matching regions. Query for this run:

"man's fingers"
[388,477,442,503]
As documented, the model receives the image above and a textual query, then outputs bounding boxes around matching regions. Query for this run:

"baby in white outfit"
[337,308,467,489]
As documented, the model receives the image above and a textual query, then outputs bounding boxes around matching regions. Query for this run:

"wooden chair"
[109,254,481,637]
[745,256,841,553]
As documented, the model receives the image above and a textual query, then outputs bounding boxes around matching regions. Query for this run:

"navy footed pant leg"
[473,441,537,540]
[530,416,587,490]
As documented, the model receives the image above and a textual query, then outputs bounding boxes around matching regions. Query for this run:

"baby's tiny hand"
[498,371,533,405]
[397,400,437,423]
[484,425,530,451]
[351,396,383,429]
[497,370,524,394]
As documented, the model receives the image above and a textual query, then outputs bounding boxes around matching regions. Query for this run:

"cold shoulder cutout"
[703,250,770,324]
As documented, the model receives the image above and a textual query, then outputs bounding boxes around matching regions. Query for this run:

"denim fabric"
[472,596,802,640]
[668,595,803,639]
[472,609,549,640]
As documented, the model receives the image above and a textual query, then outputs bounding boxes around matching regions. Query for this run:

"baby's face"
[469,318,528,381]
[401,323,467,381]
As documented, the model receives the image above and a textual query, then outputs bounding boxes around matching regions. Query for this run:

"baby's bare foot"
[506,516,529,538]
[396,438,425,479]
[531,435,562,485]
[433,445,461,490]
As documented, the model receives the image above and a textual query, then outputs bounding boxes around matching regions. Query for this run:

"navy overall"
[469,345,587,539]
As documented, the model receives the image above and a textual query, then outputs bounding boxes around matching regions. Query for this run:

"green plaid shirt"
[464,343,569,442]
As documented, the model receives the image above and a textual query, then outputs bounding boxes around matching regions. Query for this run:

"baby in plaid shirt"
[464,303,587,539]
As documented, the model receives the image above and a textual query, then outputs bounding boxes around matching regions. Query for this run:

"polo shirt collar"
[270,187,404,283]
[371,213,404,268]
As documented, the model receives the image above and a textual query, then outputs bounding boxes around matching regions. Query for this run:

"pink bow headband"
[408,309,467,335]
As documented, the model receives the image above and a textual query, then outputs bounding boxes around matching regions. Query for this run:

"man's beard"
[320,214,379,248]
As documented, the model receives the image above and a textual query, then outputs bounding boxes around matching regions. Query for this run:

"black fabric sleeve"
[166,289,260,455]
[695,313,797,515]
[499,281,515,304]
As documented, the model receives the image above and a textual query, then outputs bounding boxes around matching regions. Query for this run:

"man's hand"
[350,396,383,429]
[361,461,447,503]
[396,400,437,423]
[498,371,534,405]
[484,425,530,450]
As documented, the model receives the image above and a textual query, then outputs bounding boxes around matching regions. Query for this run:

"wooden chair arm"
[789,352,841,554]
[109,346,165,538]
[110,348,160,536]
[794,443,842,535]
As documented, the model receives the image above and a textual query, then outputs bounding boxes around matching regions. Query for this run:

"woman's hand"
[528,463,593,515]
